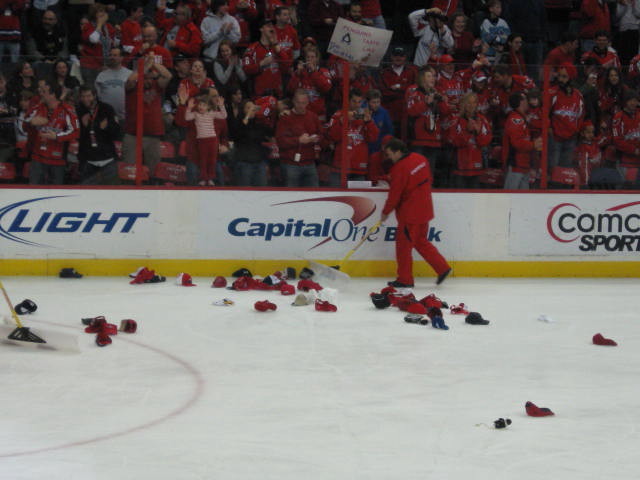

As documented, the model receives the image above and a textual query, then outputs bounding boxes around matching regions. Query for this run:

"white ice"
[1,275,639,480]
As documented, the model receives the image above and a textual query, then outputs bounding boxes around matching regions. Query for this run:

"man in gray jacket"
[200,0,241,66]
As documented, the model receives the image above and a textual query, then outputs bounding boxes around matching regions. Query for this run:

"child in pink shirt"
[185,93,227,186]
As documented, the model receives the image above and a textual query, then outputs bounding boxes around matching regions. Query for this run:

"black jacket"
[77,101,121,163]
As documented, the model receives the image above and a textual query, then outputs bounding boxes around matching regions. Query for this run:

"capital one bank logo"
[0,196,150,248]
[227,195,444,249]
[546,201,640,252]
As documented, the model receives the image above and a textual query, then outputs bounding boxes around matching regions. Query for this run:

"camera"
[353,108,365,120]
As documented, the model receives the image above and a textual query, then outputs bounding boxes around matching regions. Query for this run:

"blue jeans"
[235,161,267,187]
[0,42,20,65]
[281,163,319,187]
[549,136,577,169]
[29,161,65,185]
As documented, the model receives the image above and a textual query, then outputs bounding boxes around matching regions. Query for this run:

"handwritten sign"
[327,18,393,67]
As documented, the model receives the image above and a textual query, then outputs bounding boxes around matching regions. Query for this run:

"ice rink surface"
[0,274,639,480]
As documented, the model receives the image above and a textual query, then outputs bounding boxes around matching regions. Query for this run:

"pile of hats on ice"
[212,266,338,313]
[370,286,490,329]
[82,316,137,347]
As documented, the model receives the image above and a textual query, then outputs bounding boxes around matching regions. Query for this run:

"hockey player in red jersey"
[380,138,451,288]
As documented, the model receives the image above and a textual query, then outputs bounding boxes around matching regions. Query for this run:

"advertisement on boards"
[509,195,640,256]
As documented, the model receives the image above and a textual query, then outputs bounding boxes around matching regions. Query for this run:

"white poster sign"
[327,18,392,67]
[509,195,640,256]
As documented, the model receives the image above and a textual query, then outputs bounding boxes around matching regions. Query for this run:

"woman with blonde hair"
[449,92,492,188]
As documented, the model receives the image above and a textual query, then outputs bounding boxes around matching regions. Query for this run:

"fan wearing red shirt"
[274,6,301,72]
[123,54,172,175]
[580,30,620,70]
[80,4,117,87]
[242,18,287,97]
[449,92,492,187]
[139,25,173,69]
[229,0,258,49]
[380,47,418,125]
[612,90,640,170]
[327,88,379,186]
[548,65,585,168]
[120,2,143,66]
[503,92,542,189]
[488,64,535,128]
[380,138,451,288]
[26,79,79,185]
[543,32,579,79]
[287,46,331,119]
[155,2,203,58]
[405,66,451,186]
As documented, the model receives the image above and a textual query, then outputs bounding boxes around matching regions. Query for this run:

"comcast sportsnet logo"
[546,201,640,252]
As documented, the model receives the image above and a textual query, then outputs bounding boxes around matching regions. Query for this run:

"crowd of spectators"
[0,0,639,189]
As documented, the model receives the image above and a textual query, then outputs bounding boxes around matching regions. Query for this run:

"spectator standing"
[449,13,478,66]
[274,6,301,73]
[574,120,602,186]
[95,47,132,123]
[123,54,172,176]
[275,89,322,187]
[155,2,203,59]
[380,47,418,127]
[201,0,241,69]
[479,0,510,64]
[242,18,286,97]
[228,0,258,51]
[503,91,542,189]
[28,9,67,79]
[120,2,144,66]
[405,66,451,186]
[543,32,579,78]
[449,91,492,187]
[80,3,118,88]
[53,59,80,104]
[307,0,343,55]
[548,65,585,168]
[287,45,332,120]
[488,64,535,129]
[213,40,248,96]
[380,138,452,288]
[76,85,120,184]
[233,99,271,186]
[612,90,640,176]
[184,92,227,186]
[0,0,25,65]
[139,26,173,69]
[580,0,611,53]
[359,0,384,28]
[7,61,37,103]
[613,0,640,67]
[26,79,80,185]
[503,0,545,80]
[409,7,454,68]
[580,30,621,70]
[365,88,393,154]
[500,34,526,77]
[327,87,379,186]
[0,73,16,164]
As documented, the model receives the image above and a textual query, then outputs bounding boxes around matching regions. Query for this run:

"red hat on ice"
[176,273,196,287]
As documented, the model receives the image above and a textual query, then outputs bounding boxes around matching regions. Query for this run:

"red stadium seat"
[160,141,176,159]
[0,162,16,181]
[479,168,504,187]
[22,161,30,179]
[178,140,188,158]
[114,140,123,158]
[550,167,580,189]
[117,162,149,182]
[625,167,638,183]
[154,161,187,184]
